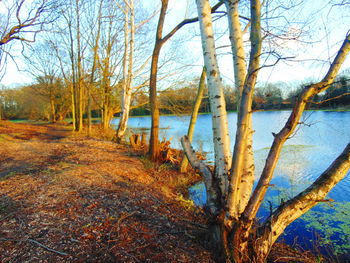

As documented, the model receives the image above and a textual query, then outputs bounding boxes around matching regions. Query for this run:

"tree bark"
[76,0,84,132]
[148,0,168,161]
[116,0,135,142]
[225,0,255,218]
[180,66,206,173]
[87,0,103,136]
[196,0,231,200]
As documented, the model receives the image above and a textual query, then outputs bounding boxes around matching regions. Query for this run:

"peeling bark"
[196,0,231,198]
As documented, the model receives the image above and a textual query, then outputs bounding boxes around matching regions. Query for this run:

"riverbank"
[0,121,321,262]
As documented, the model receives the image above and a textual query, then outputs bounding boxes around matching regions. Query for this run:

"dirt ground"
[0,121,319,263]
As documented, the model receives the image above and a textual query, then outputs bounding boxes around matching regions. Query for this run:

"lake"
[111,111,350,254]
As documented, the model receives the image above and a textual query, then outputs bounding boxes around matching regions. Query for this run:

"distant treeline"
[132,74,350,115]
[1,74,349,121]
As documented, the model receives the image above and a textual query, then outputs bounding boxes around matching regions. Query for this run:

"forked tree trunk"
[188,1,350,262]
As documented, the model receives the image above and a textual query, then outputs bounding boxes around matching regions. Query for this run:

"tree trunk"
[68,19,77,131]
[196,0,231,199]
[76,0,84,132]
[148,0,168,161]
[116,0,135,142]
[226,0,261,224]
[87,0,103,136]
[50,93,56,123]
[180,66,206,173]
[190,1,350,262]
[225,0,255,217]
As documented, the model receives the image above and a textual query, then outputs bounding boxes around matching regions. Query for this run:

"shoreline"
[0,120,339,262]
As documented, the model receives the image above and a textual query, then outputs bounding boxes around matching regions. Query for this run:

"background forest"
[0,0,349,124]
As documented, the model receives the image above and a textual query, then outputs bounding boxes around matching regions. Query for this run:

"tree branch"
[0,237,68,256]
[261,142,350,245]
[243,31,350,221]
[160,2,224,44]
[181,135,220,215]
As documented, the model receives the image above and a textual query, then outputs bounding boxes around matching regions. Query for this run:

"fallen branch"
[0,237,68,256]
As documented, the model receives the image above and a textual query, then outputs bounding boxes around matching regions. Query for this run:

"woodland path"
[0,121,318,263]
[0,121,212,263]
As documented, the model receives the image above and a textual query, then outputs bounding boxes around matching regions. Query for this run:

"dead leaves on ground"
[0,121,213,263]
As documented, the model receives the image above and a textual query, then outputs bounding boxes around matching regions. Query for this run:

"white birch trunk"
[116,0,134,141]
[196,0,231,197]
[225,0,255,216]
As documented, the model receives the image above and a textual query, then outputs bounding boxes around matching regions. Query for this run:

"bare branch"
[310,92,350,104]
[243,31,350,221]
[160,1,224,44]
[181,135,220,215]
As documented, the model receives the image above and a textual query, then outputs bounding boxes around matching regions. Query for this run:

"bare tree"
[0,0,58,80]
[23,41,61,122]
[86,0,103,136]
[115,0,135,141]
[182,0,350,262]
[148,0,224,161]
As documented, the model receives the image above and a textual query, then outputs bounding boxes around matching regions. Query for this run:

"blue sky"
[2,0,350,88]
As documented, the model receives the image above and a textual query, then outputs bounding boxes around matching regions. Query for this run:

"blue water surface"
[111,111,350,253]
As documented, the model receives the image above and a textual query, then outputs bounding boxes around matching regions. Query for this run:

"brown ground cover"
[0,121,319,263]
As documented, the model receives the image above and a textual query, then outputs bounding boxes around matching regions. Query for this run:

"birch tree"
[182,0,350,262]
[116,0,135,142]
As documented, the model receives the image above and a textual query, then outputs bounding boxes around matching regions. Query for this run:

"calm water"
[111,111,350,253]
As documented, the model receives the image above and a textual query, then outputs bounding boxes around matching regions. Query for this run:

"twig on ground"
[0,237,68,256]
